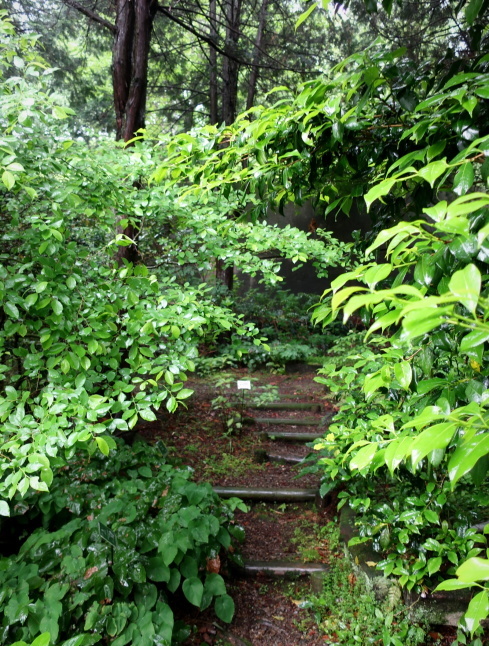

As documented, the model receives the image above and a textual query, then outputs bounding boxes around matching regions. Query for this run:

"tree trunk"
[209,0,219,125]
[246,0,268,111]
[112,0,157,265]
[222,0,241,125]
[113,0,156,142]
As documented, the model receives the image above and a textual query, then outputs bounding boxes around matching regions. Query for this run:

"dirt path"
[139,366,334,645]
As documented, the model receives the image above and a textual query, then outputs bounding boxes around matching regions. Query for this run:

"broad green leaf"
[31,635,52,646]
[453,162,474,196]
[4,301,19,318]
[95,437,110,456]
[448,264,481,313]
[465,590,489,636]
[410,422,456,468]
[457,557,489,582]
[427,556,442,576]
[465,0,484,24]
[434,579,474,591]
[182,576,204,607]
[394,361,412,390]
[214,594,235,623]
[350,443,378,471]
[460,329,489,353]
[448,433,489,486]
[2,170,15,190]
[205,573,227,596]
[417,159,448,187]
[364,179,395,211]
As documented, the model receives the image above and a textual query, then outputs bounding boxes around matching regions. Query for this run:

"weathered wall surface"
[239,201,371,295]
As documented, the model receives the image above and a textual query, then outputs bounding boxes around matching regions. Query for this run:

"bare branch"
[61,0,116,33]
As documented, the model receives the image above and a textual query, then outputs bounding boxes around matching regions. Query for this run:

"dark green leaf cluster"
[0,439,242,645]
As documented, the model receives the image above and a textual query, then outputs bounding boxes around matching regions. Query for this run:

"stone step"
[238,559,330,577]
[253,449,305,465]
[251,402,321,412]
[213,485,318,502]
[260,430,322,442]
[244,416,321,426]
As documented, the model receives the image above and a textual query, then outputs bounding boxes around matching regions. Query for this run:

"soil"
[138,366,463,646]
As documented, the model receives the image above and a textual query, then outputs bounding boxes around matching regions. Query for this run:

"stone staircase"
[213,392,330,582]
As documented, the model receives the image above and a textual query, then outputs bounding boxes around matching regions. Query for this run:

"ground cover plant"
[0,439,245,645]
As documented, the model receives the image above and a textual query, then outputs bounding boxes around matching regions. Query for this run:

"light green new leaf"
[410,422,456,468]
[417,159,448,187]
[434,579,475,592]
[394,361,412,390]
[448,433,489,486]
[350,443,378,471]
[448,264,481,314]
[457,557,489,583]
[465,590,489,636]
[2,170,15,190]
[295,2,317,30]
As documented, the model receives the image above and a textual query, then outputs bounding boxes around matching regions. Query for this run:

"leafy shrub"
[0,439,245,645]
[303,524,427,646]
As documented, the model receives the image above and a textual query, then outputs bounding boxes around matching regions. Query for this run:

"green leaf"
[0,500,10,516]
[417,159,448,187]
[457,557,489,582]
[460,329,489,352]
[350,443,378,471]
[465,0,484,24]
[453,162,474,196]
[214,594,235,623]
[394,361,412,390]
[176,389,193,400]
[435,579,474,591]
[465,590,489,636]
[31,635,52,646]
[2,170,15,190]
[448,264,481,314]
[448,434,489,486]
[95,436,110,456]
[147,557,170,582]
[410,422,457,468]
[139,408,156,422]
[364,179,395,211]
[4,301,19,318]
[205,573,227,597]
[182,576,204,607]
[427,556,442,576]
[295,2,318,30]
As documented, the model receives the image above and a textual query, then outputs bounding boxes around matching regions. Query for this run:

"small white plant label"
[237,380,251,390]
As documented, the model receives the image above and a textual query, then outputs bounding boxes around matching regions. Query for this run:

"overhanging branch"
[61,0,116,33]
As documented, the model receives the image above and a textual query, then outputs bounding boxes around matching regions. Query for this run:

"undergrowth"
[0,439,245,645]
[300,524,429,646]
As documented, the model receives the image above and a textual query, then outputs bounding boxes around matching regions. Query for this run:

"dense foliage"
[146,2,489,638]
[0,11,345,510]
[0,439,245,645]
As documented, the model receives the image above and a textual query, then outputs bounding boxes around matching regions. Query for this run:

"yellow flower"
[326,433,335,442]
